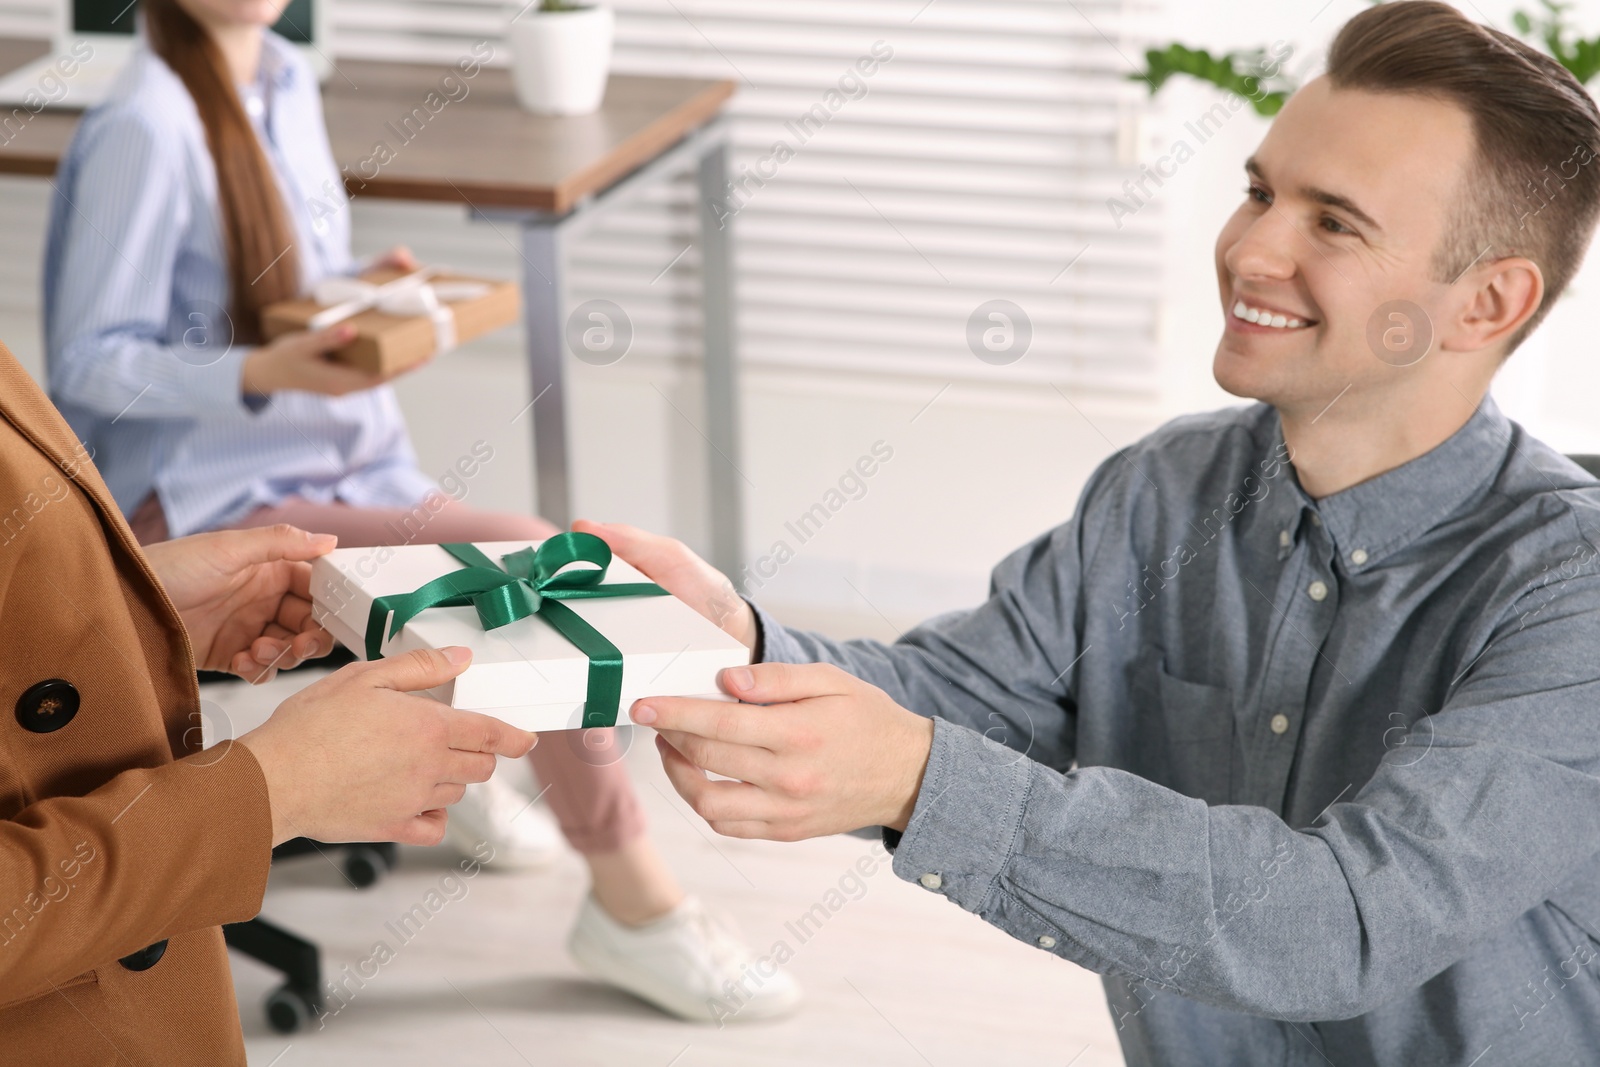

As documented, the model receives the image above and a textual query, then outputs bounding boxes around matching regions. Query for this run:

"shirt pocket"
[1132,649,1236,805]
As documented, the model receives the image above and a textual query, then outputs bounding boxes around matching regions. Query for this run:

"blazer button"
[15,679,79,734]
[118,939,169,972]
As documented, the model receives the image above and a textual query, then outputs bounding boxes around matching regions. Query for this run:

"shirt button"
[1310,513,1322,527]
[1278,530,1291,548]
[919,873,943,891]
[1270,713,1290,735]
[1038,935,1057,949]
[1307,580,1328,601]
[1350,548,1369,565]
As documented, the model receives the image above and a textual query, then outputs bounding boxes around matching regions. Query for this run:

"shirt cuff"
[890,716,1034,913]
[750,598,804,665]
[221,344,270,415]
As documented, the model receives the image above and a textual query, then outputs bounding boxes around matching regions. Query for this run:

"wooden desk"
[0,40,746,577]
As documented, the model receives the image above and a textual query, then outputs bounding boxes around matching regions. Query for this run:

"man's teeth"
[1232,300,1308,329]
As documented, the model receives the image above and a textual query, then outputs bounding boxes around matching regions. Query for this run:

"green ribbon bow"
[364,531,669,728]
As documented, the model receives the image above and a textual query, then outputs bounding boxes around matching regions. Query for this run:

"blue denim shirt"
[756,398,1600,1066]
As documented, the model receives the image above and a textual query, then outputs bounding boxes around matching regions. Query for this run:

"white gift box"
[310,541,750,731]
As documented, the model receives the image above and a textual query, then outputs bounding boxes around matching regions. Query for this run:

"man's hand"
[143,524,337,683]
[634,662,935,841]
[572,519,755,650]
[238,647,539,846]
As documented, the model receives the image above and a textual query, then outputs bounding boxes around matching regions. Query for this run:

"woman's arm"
[0,747,275,1003]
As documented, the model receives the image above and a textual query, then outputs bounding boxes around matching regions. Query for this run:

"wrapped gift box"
[310,540,750,732]
[261,266,520,375]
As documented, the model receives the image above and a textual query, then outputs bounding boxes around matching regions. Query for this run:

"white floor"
[209,644,1125,1067]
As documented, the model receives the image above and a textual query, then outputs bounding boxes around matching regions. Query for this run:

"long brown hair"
[144,0,299,342]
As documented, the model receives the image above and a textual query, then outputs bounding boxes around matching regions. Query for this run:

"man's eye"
[1243,184,1271,205]
[1320,215,1354,235]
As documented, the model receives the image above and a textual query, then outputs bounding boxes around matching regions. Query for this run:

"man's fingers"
[632,695,783,748]
[571,520,720,594]
[573,520,753,646]
[657,735,771,822]
[655,728,774,784]
[359,646,473,693]
[572,519,678,572]
[441,707,538,758]
[718,660,856,705]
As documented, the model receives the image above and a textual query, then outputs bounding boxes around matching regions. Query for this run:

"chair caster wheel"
[343,845,387,889]
[265,984,316,1033]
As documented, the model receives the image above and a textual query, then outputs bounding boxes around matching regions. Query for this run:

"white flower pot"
[508,5,614,116]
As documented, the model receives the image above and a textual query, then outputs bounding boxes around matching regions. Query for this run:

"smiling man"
[588,3,1600,1065]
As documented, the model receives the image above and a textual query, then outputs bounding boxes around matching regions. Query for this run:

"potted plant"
[1132,0,1598,111]
[508,0,614,115]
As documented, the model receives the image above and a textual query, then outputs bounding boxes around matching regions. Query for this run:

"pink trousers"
[132,492,647,855]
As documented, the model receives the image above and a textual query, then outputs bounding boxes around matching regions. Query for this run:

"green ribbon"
[364,531,669,728]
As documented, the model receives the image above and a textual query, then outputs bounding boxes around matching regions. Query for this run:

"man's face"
[1212,77,1479,416]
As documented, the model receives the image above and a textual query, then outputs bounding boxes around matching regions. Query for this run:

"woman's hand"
[143,524,338,682]
[239,647,540,846]
[241,323,394,397]
[370,244,420,273]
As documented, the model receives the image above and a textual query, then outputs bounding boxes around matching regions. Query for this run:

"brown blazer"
[0,342,272,1064]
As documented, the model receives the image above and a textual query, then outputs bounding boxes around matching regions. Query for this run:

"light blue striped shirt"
[43,32,436,537]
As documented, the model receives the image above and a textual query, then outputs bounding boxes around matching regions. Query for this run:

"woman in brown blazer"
[0,342,536,1064]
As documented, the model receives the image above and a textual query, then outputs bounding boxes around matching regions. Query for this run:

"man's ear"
[1439,256,1544,354]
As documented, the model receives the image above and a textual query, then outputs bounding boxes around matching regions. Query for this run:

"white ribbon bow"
[308,269,490,357]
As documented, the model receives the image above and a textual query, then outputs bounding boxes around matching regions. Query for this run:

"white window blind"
[0,0,1164,393]
[331,0,1164,394]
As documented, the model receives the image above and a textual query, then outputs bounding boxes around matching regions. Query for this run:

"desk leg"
[521,220,572,529]
[698,139,747,585]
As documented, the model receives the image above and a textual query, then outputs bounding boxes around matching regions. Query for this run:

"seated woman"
[41,0,797,1023]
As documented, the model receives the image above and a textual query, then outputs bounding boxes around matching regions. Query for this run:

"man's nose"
[1224,211,1298,282]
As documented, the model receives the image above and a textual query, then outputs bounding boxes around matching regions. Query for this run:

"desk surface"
[0,38,733,214]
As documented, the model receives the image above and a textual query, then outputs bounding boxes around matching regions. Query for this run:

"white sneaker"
[443,775,562,871]
[568,894,802,1024]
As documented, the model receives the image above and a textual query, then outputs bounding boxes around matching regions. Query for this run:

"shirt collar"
[1274,395,1512,571]
[257,32,298,92]
[237,35,298,138]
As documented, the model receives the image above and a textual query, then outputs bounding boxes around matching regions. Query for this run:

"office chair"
[223,837,398,1032]
[1568,455,1600,479]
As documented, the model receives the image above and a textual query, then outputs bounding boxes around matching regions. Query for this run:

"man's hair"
[1327,0,1600,349]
